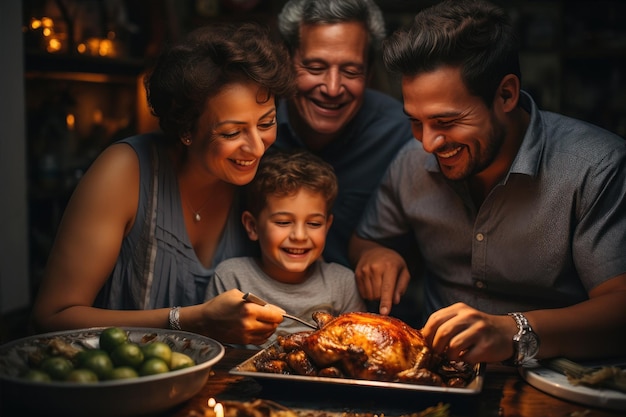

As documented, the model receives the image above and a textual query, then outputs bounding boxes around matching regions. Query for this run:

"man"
[349,0,626,365]
[275,0,413,267]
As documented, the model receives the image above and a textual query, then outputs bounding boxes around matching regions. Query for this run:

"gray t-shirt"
[356,91,626,319]
[207,257,366,348]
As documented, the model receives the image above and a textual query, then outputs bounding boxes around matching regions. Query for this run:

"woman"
[31,23,295,346]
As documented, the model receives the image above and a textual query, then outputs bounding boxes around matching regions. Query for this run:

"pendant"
[194,212,201,222]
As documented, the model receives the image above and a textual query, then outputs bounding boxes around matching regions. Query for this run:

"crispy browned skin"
[302,312,432,382]
[286,350,318,376]
[256,312,473,387]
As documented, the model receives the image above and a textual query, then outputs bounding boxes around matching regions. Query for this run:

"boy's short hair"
[245,149,338,216]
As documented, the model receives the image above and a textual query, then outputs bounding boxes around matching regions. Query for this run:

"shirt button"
[475,280,485,289]
[476,233,484,241]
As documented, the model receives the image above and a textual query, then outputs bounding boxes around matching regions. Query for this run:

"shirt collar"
[508,90,543,178]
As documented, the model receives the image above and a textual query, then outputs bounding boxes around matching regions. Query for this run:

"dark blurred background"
[1,0,624,343]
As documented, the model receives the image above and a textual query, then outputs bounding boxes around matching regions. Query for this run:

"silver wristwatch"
[506,312,540,366]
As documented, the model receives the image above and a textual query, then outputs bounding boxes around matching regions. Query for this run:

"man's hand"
[350,235,410,315]
[422,302,515,364]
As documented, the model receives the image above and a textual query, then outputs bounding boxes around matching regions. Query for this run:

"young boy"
[207,149,366,347]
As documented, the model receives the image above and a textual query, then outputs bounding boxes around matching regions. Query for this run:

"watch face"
[520,331,540,359]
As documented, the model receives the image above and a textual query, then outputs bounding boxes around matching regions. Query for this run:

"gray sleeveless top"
[94,133,254,310]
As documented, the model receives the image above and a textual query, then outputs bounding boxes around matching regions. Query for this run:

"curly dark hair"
[245,149,338,217]
[144,22,295,140]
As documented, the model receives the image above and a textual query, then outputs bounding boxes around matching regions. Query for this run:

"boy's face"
[242,188,332,284]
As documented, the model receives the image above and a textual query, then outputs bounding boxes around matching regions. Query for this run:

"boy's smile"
[243,188,332,284]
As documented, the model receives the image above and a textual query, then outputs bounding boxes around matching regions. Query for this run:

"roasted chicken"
[254,311,474,387]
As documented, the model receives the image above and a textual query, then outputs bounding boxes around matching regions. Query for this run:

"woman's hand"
[197,289,286,345]
[422,302,517,364]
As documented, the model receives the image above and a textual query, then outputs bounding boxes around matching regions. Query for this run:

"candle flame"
[214,402,224,417]
[205,398,224,417]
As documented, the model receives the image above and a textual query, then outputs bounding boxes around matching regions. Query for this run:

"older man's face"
[291,21,369,146]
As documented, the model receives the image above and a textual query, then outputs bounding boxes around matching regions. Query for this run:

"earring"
[181,135,192,145]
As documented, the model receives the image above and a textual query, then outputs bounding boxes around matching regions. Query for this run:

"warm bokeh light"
[82,38,117,57]
[28,14,120,57]
[93,109,103,125]
[46,37,62,53]
[66,114,75,131]
[98,39,114,57]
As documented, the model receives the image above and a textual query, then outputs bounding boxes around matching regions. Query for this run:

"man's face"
[291,22,369,145]
[402,66,506,181]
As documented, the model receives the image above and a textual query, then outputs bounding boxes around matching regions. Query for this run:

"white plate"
[520,365,626,411]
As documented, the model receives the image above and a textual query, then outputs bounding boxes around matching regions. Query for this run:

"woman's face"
[188,81,277,185]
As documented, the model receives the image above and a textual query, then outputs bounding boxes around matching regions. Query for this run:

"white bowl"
[0,327,224,416]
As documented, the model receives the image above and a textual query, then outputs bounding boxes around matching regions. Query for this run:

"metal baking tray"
[230,344,485,397]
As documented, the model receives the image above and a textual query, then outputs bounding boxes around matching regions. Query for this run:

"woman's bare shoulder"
[66,142,141,229]
[80,142,139,188]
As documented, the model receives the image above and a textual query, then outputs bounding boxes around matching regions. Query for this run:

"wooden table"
[167,347,624,417]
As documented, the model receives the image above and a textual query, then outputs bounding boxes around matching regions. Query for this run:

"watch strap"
[504,312,535,366]
[509,312,532,333]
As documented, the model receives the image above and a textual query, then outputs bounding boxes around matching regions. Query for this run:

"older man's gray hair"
[278,0,386,57]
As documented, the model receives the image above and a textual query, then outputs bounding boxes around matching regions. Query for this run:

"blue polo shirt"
[356,91,626,317]
[275,89,413,266]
